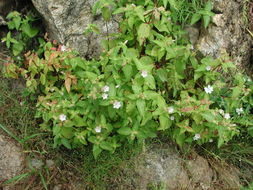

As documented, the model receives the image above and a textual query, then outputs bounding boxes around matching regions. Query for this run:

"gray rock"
[196,0,252,68]
[31,0,119,58]
[46,159,55,169]
[0,134,24,181]
[135,145,191,190]
[133,144,241,190]
[30,158,44,169]
[185,152,214,190]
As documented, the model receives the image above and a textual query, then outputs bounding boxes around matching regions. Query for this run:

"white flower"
[102,93,108,100]
[141,70,148,78]
[204,85,213,94]
[236,108,243,115]
[193,134,201,141]
[95,126,102,133]
[167,107,174,114]
[59,114,67,122]
[209,138,213,143]
[206,66,211,71]
[113,101,122,109]
[170,116,175,121]
[224,113,230,120]
[116,85,120,88]
[102,85,110,92]
[61,45,67,52]
[218,109,224,115]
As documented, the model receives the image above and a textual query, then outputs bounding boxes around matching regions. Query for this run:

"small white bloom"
[61,45,67,52]
[193,134,201,141]
[102,85,110,92]
[95,126,102,133]
[170,116,175,121]
[209,138,213,143]
[116,85,120,88]
[167,107,174,114]
[113,101,122,109]
[248,78,251,82]
[59,114,67,122]
[141,70,148,78]
[236,108,243,115]
[204,85,213,94]
[218,109,224,115]
[206,66,211,71]
[124,40,128,44]
[102,93,108,100]
[224,113,230,120]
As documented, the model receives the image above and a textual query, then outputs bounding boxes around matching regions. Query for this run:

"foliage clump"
[3,0,253,158]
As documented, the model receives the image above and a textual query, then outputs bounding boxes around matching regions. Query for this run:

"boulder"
[133,144,241,190]
[194,0,252,69]
[31,0,119,58]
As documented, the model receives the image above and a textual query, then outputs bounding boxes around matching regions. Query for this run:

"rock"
[185,152,214,190]
[0,134,24,182]
[31,0,119,58]
[196,0,252,69]
[135,145,190,190]
[46,159,55,169]
[132,144,241,190]
[185,25,200,46]
[30,158,44,169]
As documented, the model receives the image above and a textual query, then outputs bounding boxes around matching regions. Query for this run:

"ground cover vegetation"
[1,0,253,188]
[2,0,253,159]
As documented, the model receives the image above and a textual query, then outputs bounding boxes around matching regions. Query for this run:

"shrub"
[3,0,253,158]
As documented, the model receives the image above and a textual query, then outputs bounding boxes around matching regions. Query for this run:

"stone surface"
[185,152,214,190]
[0,134,24,182]
[135,145,190,190]
[31,0,119,58]
[195,0,252,68]
[133,144,241,190]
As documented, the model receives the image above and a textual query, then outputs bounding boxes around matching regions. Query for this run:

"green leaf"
[118,127,132,135]
[158,114,171,130]
[40,74,46,85]
[61,127,74,139]
[201,112,215,122]
[190,14,201,25]
[145,75,156,89]
[102,7,111,21]
[138,23,151,45]
[203,15,211,28]
[156,68,168,82]
[100,141,113,151]
[168,0,179,10]
[21,23,39,38]
[61,138,72,149]
[135,6,145,22]
[136,99,145,117]
[123,64,133,81]
[163,0,168,7]
[12,42,24,56]
[13,16,21,30]
[93,145,102,159]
